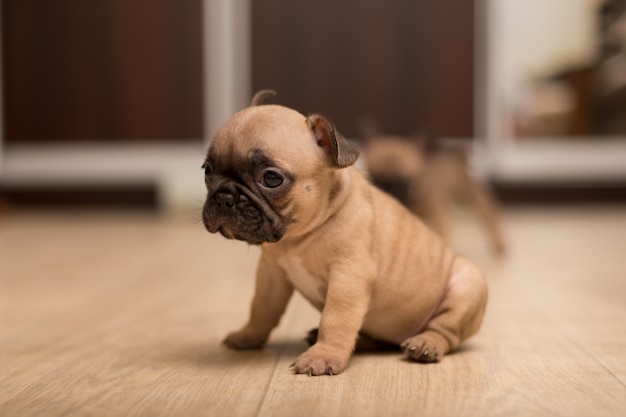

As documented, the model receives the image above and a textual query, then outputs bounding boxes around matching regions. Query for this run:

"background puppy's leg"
[408,176,452,242]
[401,257,487,362]
[223,256,294,349]
[413,196,452,243]
[464,178,506,255]
[427,200,452,242]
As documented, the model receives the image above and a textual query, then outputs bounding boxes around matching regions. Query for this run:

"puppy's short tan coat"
[202,91,488,375]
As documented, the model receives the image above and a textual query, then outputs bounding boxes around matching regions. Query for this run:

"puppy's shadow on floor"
[157,335,477,371]
[156,338,310,370]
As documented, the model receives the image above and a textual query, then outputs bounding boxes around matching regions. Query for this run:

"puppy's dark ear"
[306,114,359,168]
[250,89,277,106]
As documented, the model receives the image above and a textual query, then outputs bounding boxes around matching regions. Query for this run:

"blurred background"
[0,0,625,211]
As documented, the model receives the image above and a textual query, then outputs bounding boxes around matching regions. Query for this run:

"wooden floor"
[1,206,625,417]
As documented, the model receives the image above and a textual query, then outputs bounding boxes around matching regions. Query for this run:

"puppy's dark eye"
[202,163,212,177]
[262,170,283,188]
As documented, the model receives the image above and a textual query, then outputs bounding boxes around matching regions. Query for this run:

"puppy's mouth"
[218,225,235,239]
[202,184,285,245]
[217,225,282,245]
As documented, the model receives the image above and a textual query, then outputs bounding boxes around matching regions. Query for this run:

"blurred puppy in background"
[361,131,506,256]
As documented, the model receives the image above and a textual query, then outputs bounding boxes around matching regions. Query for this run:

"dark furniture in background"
[251,0,475,139]
[4,0,621,206]
[2,0,203,143]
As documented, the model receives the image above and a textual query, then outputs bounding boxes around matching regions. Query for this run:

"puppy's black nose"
[215,193,235,211]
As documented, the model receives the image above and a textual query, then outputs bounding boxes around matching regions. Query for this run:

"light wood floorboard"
[0,207,625,416]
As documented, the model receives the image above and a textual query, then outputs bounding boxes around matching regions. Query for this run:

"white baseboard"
[0,143,209,212]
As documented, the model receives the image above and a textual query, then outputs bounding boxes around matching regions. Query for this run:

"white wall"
[496,0,600,87]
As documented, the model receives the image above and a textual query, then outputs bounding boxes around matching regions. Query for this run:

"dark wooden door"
[252,0,475,139]
[2,0,203,143]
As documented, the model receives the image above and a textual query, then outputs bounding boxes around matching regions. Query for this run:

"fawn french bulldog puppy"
[202,91,487,375]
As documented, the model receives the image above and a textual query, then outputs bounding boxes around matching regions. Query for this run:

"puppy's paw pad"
[291,346,348,376]
[401,334,446,363]
[223,330,266,350]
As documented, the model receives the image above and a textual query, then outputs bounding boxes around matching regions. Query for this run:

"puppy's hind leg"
[401,256,487,362]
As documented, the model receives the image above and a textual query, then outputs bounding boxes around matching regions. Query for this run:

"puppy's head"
[202,91,359,245]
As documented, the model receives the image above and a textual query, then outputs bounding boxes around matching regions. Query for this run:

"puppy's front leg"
[224,255,294,349]
[292,268,373,376]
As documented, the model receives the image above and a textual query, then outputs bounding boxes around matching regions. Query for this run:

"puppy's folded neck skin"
[273,168,353,246]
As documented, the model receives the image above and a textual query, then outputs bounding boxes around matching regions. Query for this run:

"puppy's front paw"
[223,328,267,350]
[291,344,350,376]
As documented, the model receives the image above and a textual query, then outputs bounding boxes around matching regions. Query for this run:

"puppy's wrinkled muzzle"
[202,183,286,245]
